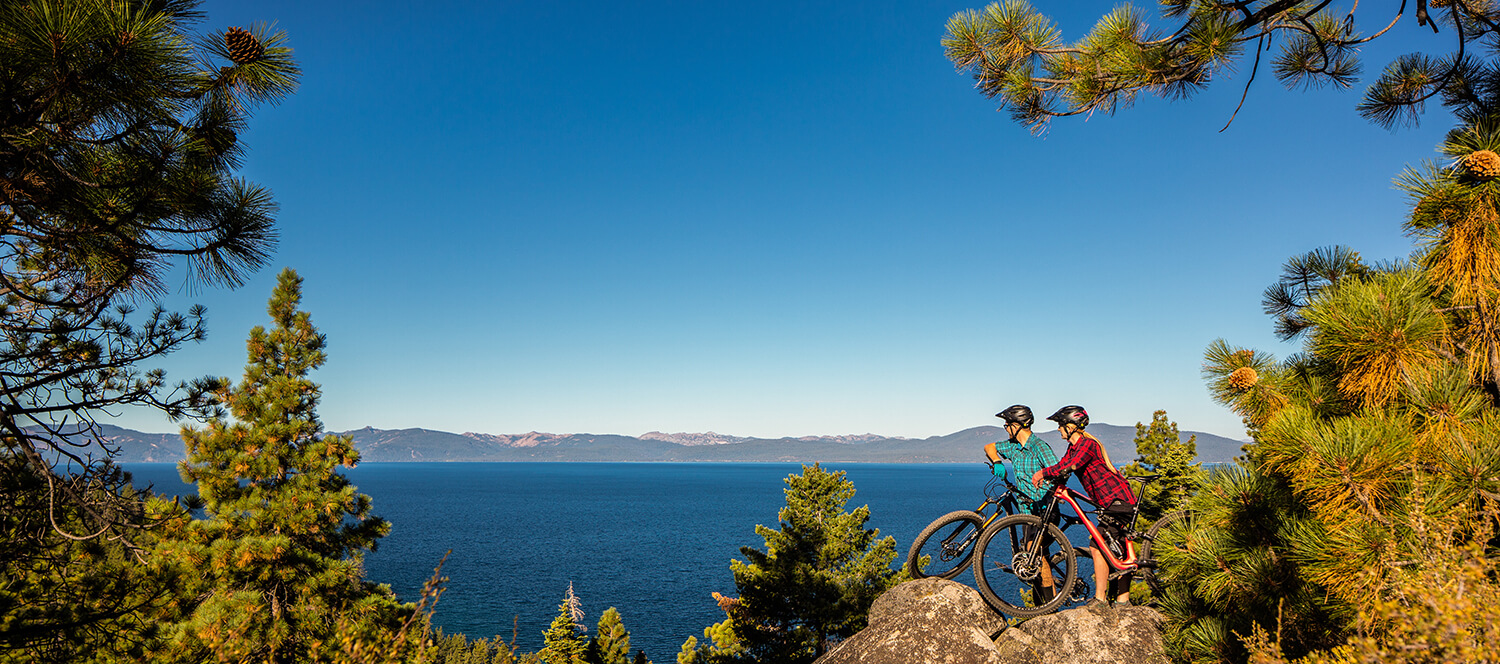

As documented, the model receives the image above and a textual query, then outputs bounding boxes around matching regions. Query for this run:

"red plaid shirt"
[1042,434,1136,507]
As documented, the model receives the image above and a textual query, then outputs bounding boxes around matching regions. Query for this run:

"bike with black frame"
[904,460,1027,580]
[970,472,1167,617]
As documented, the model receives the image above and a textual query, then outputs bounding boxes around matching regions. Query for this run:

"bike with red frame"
[970,473,1165,617]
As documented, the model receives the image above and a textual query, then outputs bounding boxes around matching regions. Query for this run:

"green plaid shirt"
[993,432,1059,504]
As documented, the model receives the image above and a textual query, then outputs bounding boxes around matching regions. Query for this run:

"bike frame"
[1041,486,1140,572]
[1028,474,1161,574]
[937,463,1049,556]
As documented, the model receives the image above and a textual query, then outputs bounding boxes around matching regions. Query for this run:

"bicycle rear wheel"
[1140,509,1196,597]
[906,510,986,580]
[973,514,1076,617]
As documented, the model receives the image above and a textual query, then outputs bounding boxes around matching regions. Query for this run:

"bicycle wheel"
[906,510,986,580]
[973,514,1076,617]
[1140,509,1196,597]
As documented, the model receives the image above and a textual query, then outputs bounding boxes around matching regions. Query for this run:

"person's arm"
[1043,437,1095,480]
[984,442,1002,464]
[992,437,1024,461]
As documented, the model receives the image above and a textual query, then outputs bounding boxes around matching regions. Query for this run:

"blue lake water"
[122,461,1095,659]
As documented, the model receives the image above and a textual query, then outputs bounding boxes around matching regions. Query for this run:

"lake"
[123,461,1090,659]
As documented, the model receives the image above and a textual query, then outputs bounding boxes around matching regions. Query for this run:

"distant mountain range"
[90,422,1246,464]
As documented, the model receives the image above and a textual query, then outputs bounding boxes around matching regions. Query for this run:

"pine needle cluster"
[942,1,1500,132]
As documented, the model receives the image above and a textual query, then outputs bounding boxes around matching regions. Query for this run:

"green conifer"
[591,607,631,664]
[1123,410,1203,523]
[718,464,904,663]
[540,583,587,664]
[0,0,298,651]
[153,268,408,663]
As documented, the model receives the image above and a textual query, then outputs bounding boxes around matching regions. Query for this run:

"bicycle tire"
[906,510,987,580]
[972,514,1076,617]
[1140,509,1195,597]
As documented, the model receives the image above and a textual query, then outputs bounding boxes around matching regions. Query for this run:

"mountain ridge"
[92,423,1246,464]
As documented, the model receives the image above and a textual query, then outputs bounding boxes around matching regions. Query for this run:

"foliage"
[589,607,631,664]
[0,0,296,652]
[683,464,905,664]
[941,0,1500,132]
[150,269,411,663]
[0,457,185,663]
[1240,511,1500,664]
[676,597,746,664]
[1123,409,1204,523]
[1149,119,1500,663]
[539,583,588,664]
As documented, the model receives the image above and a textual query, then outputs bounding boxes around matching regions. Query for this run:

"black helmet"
[1046,405,1089,429]
[995,404,1034,428]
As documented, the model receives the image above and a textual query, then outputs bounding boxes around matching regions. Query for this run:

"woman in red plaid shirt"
[1030,405,1138,607]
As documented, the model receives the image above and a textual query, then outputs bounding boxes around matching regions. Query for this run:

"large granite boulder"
[998,603,1169,664]
[815,579,1169,664]
[818,578,1008,664]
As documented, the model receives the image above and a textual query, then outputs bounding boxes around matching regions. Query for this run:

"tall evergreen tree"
[0,0,297,651]
[151,268,409,663]
[540,583,588,664]
[709,464,905,663]
[1123,409,1203,523]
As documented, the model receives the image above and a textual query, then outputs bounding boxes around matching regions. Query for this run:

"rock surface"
[818,578,1008,664]
[815,579,1169,664]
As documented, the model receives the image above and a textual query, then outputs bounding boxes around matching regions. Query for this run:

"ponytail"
[1080,431,1124,477]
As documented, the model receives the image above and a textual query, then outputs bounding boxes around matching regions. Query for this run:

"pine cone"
[1463,149,1500,179]
[225,27,264,64]
[1228,367,1259,391]
[1430,0,1454,7]
[1233,350,1254,361]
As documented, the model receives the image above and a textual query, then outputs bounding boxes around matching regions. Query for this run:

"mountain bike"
[904,461,1027,580]
[971,473,1166,617]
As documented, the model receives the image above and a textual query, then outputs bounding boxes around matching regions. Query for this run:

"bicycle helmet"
[995,404,1034,428]
[1046,405,1089,429]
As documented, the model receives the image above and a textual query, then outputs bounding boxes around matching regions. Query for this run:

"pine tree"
[1122,410,1203,523]
[1153,121,1500,663]
[0,0,297,651]
[712,464,905,663]
[940,1,1500,132]
[540,584,588,664]
[152,269,409,663]
[590,607,631,664]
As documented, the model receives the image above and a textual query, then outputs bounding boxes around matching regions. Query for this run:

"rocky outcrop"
[816,579,1168,664]
[997,603,1169,664]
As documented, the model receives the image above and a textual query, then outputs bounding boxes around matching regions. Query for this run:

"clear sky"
[109,1,1461,440]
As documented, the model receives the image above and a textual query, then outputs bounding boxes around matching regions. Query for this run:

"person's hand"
[1032,470,1045,488]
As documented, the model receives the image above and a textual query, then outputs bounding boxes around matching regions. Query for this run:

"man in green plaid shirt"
[984,404,1062,602]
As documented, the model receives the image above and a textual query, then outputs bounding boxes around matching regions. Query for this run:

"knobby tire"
[906,510,986,580]
[973,514,1076,618]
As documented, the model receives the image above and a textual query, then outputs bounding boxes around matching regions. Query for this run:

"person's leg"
[1110,572,1131,605]
[1030,503,1057,600]
[1089,547,1108,602]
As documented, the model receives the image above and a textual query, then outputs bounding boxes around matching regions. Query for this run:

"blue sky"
[113,1,1460,440]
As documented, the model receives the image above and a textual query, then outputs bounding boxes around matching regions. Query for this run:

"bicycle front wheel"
[906,510,987,580]
[973,514,1076,617]
[1140,509,1196,597]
